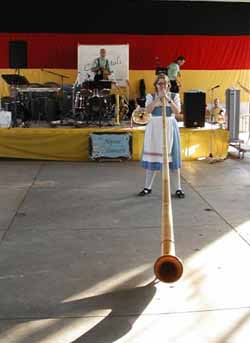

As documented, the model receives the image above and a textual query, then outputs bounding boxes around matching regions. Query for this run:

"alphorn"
[154,96,183,283]
[115,93,120,125]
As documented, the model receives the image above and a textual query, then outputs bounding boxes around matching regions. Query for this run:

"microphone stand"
[72,72,81,118]
[41,69,71,125]
[41,69,70,89]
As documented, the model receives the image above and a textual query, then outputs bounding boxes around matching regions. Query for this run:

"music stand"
[1,74,29,86]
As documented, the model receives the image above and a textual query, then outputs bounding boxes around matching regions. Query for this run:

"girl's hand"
[158,91,171,103]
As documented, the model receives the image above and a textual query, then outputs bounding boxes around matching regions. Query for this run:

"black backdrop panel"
[9,41,27,68]
[0,2,250,34]
[184,91,206,128]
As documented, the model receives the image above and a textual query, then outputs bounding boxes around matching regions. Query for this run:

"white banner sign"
[77,44,129,86]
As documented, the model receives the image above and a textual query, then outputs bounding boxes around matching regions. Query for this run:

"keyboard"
[17,87,61,93]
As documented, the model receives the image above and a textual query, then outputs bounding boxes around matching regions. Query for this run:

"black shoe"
[175,189,185,198]
[138,188,152,196]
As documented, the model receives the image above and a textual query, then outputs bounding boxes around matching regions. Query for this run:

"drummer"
[91,48,112,81]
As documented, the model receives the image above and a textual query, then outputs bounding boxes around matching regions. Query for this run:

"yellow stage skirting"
[0,126,229,161]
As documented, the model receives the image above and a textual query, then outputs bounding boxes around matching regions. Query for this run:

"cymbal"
[100,88,110,96]
[132,108,151,125]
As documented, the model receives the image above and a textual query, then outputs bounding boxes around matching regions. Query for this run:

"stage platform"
[0,125,229,162]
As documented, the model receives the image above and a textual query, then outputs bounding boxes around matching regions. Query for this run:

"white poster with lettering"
[77,44,129,86]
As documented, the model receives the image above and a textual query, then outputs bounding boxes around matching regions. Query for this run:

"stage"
[0,124,229,161]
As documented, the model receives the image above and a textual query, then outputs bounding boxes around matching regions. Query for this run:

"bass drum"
[89,95,104,113]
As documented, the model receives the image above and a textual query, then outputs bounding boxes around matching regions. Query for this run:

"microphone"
[211,85,220,90]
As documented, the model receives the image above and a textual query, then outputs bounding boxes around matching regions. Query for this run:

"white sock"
[170,168,182,192]
[145,170,157,189]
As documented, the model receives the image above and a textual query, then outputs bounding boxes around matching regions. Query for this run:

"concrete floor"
[0,156,250,342]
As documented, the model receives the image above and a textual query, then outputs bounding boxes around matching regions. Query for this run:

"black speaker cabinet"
[184,91,206,128]
[9,41,28,68]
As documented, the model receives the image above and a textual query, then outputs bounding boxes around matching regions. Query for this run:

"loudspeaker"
[184,91,206,128]
[9,41,27,68]
[225,88,240,141]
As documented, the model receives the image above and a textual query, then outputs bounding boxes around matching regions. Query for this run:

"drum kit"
[73,80,116,126]
[1,73,149,128]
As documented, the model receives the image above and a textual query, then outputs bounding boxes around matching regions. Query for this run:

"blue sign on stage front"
[89,133,132,160]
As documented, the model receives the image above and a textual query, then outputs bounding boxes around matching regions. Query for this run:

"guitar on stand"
[111,79,130,125]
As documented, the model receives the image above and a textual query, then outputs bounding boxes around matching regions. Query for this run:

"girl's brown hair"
[153,73,170,91]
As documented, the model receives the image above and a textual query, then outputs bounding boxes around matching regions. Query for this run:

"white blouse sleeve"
[145,93,153,107]
[173,93,181,112]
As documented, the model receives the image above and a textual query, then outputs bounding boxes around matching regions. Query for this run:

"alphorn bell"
[154,96,183,283]
[131,107,152,125]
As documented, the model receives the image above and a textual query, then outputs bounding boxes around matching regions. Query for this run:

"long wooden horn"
[115,93,120,125]
[154,96,183,283]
